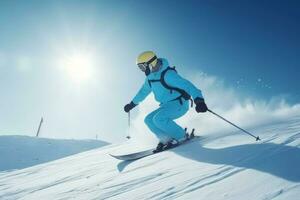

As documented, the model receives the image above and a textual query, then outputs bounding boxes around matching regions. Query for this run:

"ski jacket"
[132,58,203,105]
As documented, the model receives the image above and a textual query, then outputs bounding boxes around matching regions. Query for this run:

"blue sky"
[0,0,299,142]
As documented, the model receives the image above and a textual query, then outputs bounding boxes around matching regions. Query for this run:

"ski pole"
[128,111,130,127]
[126,111,131,139]
[207,109,261,141]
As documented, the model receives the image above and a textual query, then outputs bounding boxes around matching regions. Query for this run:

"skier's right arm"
[132,79,151,105]
[124,79,151,113]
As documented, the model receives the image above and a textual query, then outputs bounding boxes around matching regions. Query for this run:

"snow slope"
[0,135,108,171]
[0,115,300,200]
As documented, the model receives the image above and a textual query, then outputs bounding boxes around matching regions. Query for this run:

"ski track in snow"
[261,184,300,200]
[0,115,300,199]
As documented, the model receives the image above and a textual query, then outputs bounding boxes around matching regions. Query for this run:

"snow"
[0,135,108,171]
[0,115,300,200]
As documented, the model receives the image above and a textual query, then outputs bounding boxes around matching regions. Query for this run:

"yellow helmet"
[136,51,158,68]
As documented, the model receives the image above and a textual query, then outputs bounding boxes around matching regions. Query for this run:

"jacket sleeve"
[132,79,152,104]
[164,70,204,100]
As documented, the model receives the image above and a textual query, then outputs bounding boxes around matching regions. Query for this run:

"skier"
[124,51,208,152]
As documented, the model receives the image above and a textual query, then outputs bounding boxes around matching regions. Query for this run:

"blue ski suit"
[132,58,204,143]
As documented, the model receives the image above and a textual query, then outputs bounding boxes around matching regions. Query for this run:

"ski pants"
[144,99,189,143]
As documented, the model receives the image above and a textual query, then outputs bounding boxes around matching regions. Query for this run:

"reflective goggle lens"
[138,63,148,72]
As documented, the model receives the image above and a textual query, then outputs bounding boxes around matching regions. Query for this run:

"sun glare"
[61,53,95,83]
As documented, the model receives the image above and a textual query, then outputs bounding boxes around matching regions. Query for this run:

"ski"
[110,129,200,161]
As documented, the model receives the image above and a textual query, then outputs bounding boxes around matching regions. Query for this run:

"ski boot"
[163,139,179,150]
[153,142,165,153]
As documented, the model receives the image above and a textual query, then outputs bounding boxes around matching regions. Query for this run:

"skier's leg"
[152,100,189,141]
[144,108,170,142]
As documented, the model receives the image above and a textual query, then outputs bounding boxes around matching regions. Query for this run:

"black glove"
[124,101,137,113]
[194,97,208,113]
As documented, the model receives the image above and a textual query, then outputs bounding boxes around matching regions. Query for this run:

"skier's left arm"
[164,70,204,100]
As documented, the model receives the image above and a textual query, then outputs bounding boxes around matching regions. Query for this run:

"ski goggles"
[137,63,149,72]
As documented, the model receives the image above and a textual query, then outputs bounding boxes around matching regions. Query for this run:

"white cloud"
[129,71,300,145]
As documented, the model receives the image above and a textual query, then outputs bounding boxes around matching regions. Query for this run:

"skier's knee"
[144,114,153,127]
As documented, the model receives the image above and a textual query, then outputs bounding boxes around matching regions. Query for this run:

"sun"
[61,52,95,83]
